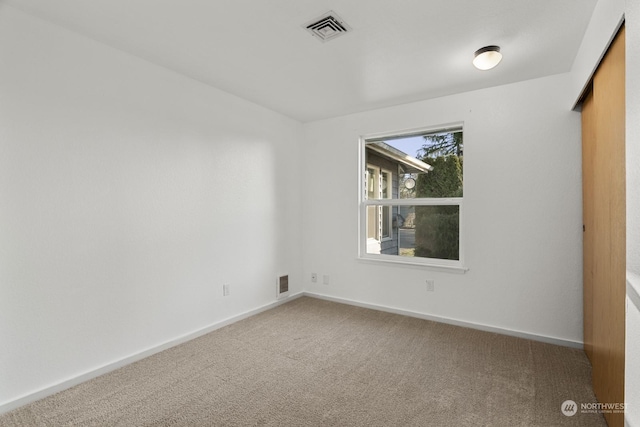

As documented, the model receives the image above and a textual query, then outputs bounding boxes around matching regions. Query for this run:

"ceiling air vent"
[304,11,351,42]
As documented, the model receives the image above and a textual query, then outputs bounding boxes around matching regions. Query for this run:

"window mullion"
[362,198,462,207]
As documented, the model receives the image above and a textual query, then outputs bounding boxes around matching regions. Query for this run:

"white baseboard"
[302,292,583,349]
[0,292,303,415]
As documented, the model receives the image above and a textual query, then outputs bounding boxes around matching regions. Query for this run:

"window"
[366,165,392,249]
[359,124,464,269]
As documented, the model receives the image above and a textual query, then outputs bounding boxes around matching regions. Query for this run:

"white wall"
[0,6,303,409]
[302,73,583,345]
[568,0,625,108]
[626,0,640,423]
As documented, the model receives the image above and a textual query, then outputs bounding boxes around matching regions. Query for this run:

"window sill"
[357,255,469,273]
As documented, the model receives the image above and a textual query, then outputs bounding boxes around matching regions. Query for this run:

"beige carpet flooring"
[1,296,606,426]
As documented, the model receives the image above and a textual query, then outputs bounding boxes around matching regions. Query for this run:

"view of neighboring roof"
[366,142,433,174]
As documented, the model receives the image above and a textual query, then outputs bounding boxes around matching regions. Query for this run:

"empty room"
[1,0,638,426]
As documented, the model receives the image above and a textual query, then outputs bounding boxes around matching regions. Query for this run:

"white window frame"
[358,123,467,272]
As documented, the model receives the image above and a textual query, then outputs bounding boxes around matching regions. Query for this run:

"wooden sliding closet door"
[582,25,625,427]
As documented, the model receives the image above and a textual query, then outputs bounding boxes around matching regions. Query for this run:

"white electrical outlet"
[223,284,230,296]
[311,273,318,283]
[426,280,435,292]
[323,275,330,285]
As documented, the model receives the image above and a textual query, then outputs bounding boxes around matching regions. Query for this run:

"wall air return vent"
[277,275,289,299]
[304,11,351,42]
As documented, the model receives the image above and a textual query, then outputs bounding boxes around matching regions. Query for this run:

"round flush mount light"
[473,45,502,70]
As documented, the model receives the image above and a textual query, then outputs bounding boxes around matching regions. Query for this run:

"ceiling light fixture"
[473,45,502,70]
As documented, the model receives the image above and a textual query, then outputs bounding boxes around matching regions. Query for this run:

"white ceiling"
[4,0,598,122]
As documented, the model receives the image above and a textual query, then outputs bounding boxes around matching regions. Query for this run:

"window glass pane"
[365,204,460,261]
[366,130,463,200]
